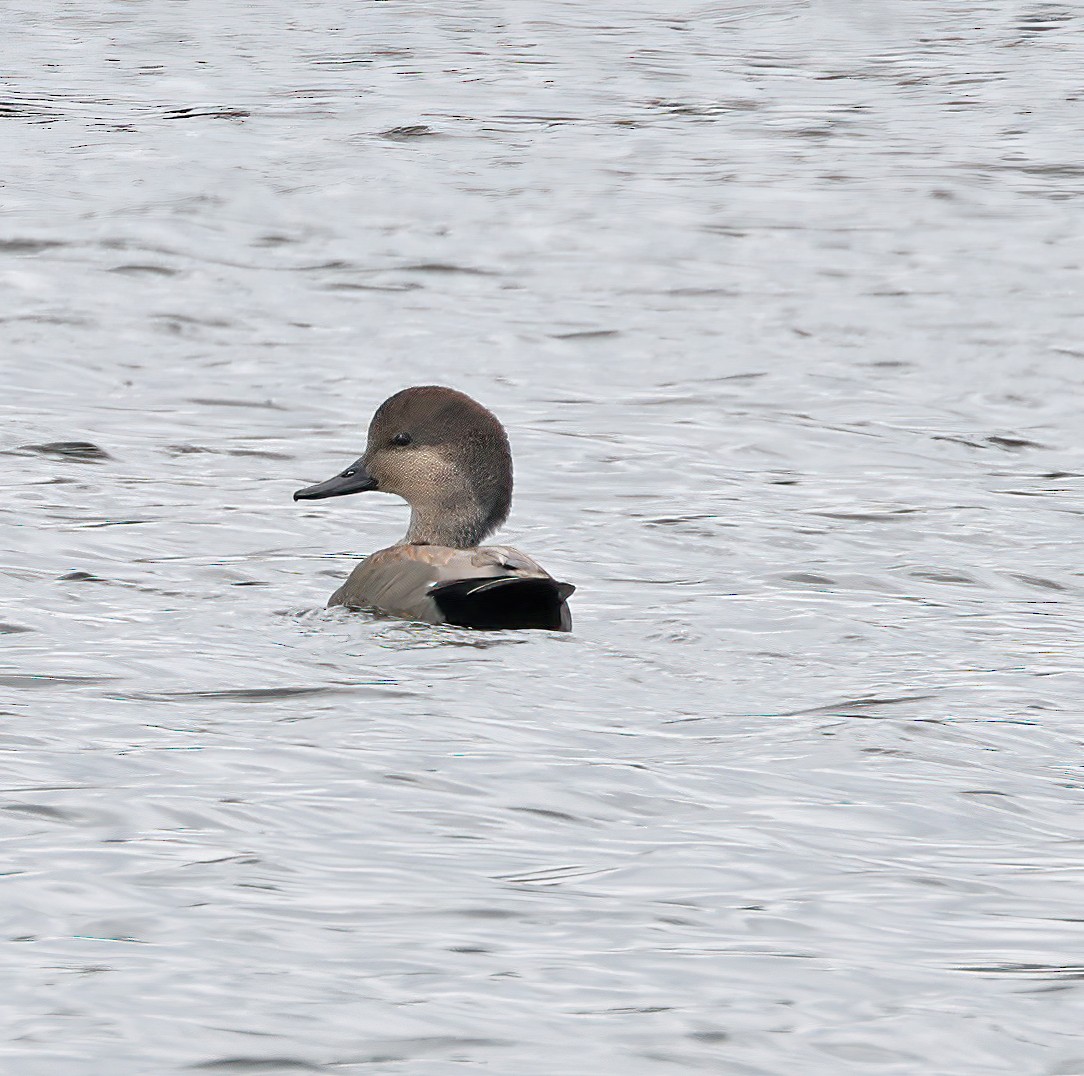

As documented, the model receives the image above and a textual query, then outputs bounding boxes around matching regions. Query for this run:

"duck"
[294,385,574,631]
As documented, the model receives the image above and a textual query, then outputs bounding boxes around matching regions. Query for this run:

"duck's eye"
[391,432,412,447]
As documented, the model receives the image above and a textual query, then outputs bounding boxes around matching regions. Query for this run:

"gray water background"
[4,2,1084,1073]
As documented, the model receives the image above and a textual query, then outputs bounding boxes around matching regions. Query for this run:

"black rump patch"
[431,577,574,632]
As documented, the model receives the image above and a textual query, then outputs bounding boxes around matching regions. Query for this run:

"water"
[4,2,1084,1072]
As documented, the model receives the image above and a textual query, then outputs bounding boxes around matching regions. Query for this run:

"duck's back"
[331,544,574,631]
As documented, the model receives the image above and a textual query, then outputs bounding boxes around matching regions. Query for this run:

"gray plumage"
[294,386,574,631]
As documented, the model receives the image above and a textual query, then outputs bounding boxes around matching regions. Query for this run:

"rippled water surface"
[4,2,1084,1073]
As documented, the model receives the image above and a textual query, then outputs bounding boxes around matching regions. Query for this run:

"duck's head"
[293,385,513,548]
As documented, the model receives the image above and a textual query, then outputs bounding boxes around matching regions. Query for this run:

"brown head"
[294,386,513,548]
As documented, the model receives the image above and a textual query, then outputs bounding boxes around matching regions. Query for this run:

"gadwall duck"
[294,386,574,631]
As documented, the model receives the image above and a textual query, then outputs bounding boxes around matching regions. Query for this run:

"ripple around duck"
[11,441,112,461]
[112,684,405,703]
[1,673,120,689]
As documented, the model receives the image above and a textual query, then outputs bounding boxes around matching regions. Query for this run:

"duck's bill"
[293,459,377,500]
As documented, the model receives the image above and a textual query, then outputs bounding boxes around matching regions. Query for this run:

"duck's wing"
[331,545,574,631]
[431,546,574,631]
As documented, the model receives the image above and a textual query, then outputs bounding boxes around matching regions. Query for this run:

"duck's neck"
[404,498,492,548]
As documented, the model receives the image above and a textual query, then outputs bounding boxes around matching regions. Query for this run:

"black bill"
[293,458,377,500]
